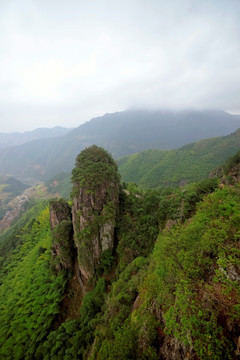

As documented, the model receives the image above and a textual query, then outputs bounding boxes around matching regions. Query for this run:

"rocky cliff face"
[49,198,74,271]
[71,145,120,286]
[49,198,72,230]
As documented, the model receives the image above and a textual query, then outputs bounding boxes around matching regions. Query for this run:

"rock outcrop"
[49,198,74,271]
[71,145,120,286]
[49,198,72,230]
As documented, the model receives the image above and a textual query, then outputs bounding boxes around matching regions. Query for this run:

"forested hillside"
[44,128,240,199]
[0,201,69,359]
[0,109,240,183]
[0,146,240,359]
[118,129,240,187]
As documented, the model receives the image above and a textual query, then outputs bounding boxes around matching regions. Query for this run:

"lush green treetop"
[71,145,120,193]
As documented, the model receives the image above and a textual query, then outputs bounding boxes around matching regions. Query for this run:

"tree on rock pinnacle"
[71,145,120,287]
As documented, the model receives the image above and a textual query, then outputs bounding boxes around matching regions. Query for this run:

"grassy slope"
[118,129,240,188]
[0,202,68,359]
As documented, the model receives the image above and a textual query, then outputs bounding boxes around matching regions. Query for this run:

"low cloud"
[0,0,239,131]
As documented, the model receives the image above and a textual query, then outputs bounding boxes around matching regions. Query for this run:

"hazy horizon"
[1,107,240,135]
[1,0,240,132]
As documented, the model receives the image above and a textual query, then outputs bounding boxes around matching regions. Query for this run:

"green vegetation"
[51,219,74,272]
[45,172,71,199]
[118,129,240,188]
[136,186,240,359]
[71,145,120,281]
[49,198,73,272]
[49,198,72,226]
[71,145,120,195]
[0,200,49,272]
[1,146,240,359]
[36,278,106,359]
[0,202,68,359]
[0,109,240,183]
[116,185,161,271]
[91,257,150,360]
[223,149,240,173]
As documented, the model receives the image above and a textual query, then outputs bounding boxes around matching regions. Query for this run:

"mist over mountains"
[0,126,72,150]
[0,109,240,184]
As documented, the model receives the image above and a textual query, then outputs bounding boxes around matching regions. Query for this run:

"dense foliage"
[71,145,120,194]
[118,129,240,188]
[1,146,240,359]
[0,200,49,273]
[36,277,106,359]
[0,202,68,359]
[223,149,240,173]
[136,185,240,359]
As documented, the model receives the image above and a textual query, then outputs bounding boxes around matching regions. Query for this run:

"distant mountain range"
[46,128,240,198]
[0,126,72,150]
[0,109,240,183]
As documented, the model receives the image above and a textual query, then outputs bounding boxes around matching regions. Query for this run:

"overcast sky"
[0,0,240,132]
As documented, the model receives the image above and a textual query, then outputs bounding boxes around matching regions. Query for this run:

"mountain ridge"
[0,126,73,150]
[118,129,240,187]
[0,109,240,183]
